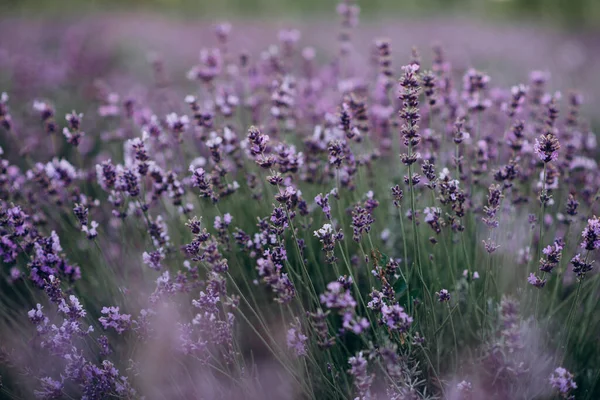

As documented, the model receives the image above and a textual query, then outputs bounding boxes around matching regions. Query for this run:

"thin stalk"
[407,143,436,332]
[447,302,459,370]
[397,206,412,311]
[561,281,582,363]
[549,223,571,314]
[534,162,547,321]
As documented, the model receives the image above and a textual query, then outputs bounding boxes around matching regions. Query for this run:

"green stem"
[534,162,547,321]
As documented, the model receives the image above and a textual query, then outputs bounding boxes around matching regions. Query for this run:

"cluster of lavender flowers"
[2,1,600,398]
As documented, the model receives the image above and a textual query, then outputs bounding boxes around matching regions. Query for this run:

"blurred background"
[1,0,600,28]
[0,0,599,125]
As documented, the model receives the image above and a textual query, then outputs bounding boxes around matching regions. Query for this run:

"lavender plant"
[1,2,600,399]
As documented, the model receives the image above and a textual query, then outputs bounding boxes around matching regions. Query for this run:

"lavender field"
[1,1,600,399]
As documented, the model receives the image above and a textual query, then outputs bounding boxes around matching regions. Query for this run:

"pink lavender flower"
[380,303,412,332]
[351,203,374,242]
[482,238,500,254]
[315,192,332,220]
[130,135,150,175]
[256,254,295,304]
[314,223,344,264]
[133,309,156,340]
[42,275,63,304]
[308,308,334,349]
[34,377,63,400]
[214,22,231,44]
[571,254,594,280]
[8,266,22,282]
[367,290,385,311]
[58,295,86,320]
[28,304,48,326]
[549,367,577,399]
[320,281,356,309]
[188,48,223,83]
[279,28,301,58]
[143,248,165,271]
[214,213,233,230]
[421,70,436,106]
[320,278,368,335]
[96,160,117,190]
[33,100,58,134]
[581,216,600,250]
[424,207,442,234]
[119,168,140,197]
[165,112,190,134]
[348,351,373,400]
[504,84,528,117]
[452,118,470,144]
[527,273,546,288]
[271,76,296,122]
[246,125,269,156]
[97,335,111,356]
[81,221,98,240]
[78,360,135,399]
[63,111,84,147]
[506,120,525,152]
[178,322,209,359]
[286,319,308,357]
[565,194,579,217]
[327,139,347,168]
[97,91,120,117]
[498,296,523,354]
[6,206,28,236]
[483,184,503,228]
[342,312,369,334]
[0,92,12,130]
[533,132,560,163]
[99,306,131,334]
[189,165,214,200]
[391,185,403,207]
[337,0,360,29]
[462,68,491,112]
[339,101,353,139]
[73,203,88,226]
[539,240,563,272]
[398,63,422,152]
[456,380,473,399]
[29,231,81,287]
[436,289,450,303]
[147,216,170,248]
